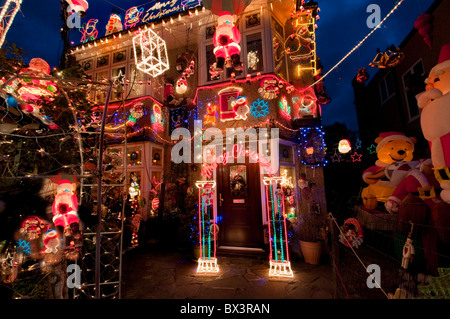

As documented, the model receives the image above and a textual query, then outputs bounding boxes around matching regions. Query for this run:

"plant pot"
[299,240,322,265]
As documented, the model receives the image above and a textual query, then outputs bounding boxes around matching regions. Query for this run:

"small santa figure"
[402,237,415,270]
[213,11,242,72]
[43,230,60,254]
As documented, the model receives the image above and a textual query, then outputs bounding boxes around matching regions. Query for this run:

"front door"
[217,158,263,248]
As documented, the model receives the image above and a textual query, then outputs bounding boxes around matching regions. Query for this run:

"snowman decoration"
[232,96,249,120]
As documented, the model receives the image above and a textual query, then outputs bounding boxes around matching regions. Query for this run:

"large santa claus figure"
[416,43,450,203]
[213,11,243,72]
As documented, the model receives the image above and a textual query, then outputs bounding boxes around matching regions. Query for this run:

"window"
[402,59,425,121]
[379,72,396,104]
[128,64,145,98]
[97,55,109,68]
[113,50,127,64]
[111,66,126,101]
[271,16,287,80]
[95,70,109,104]
[246,32,264,73]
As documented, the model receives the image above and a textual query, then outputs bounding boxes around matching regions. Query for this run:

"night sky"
[4,0,436,132]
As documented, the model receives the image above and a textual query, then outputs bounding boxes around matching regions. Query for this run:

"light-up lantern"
[133,28,169,78]
[263,176,293,278]
[0,0,23,48]
[195,181,219,274]
[338,139,352,154]
[306,147,314,155]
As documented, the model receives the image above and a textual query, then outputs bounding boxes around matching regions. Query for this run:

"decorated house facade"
[68,0,330,265]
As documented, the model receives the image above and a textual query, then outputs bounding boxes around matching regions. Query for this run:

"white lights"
[133,28,169,78]
[0,0,23,48]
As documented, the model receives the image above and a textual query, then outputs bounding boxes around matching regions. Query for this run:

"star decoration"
[331,152,341,162]
[113,69,125,86]
[351,152,363,162]
[367,144,377,154]
[355,138,362,149]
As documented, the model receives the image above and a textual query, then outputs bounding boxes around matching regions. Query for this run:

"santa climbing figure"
[213,11,243,72]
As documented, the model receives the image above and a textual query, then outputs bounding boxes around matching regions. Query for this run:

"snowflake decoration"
[250,99,270,118]
[16,239,31,255]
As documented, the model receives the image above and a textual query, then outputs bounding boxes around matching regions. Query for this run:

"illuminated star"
[113,69,125,86]
[331,152,341,162]
[355,138,362,149]
[367,144,377,154]
[351,152,362,162]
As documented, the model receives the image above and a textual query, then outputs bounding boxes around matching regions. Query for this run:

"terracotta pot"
[299,240,322,265]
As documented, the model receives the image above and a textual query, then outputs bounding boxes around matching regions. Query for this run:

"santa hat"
[57,179,74,193]
[376,132,414,153]
[429,43,450,76]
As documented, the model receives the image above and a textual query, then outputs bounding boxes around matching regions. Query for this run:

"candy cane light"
[263,176,293,278]
[195,181,219,274]
[133,28,169,78]
[0,0,23,48]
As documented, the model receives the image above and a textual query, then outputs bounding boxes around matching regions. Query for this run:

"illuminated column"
[0,0,22,48]
[263,177,293,278]
[195,181,219,274]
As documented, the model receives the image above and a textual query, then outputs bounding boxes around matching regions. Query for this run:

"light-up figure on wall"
[79,18,98,43]
[124,6,144,29]
[105,12,123,36]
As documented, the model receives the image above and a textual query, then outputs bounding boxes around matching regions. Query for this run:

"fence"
[328,190,450,299]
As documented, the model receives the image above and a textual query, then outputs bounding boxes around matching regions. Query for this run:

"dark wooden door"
[217,159,263,248]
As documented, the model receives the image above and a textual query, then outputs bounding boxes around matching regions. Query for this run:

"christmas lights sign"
[124,0,202,28]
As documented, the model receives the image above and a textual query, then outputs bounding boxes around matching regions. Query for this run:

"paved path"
[121,245,333,299]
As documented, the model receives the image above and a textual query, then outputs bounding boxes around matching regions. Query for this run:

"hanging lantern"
[356,67,369,84]
[338,139,352,154]
[133,28,169,77]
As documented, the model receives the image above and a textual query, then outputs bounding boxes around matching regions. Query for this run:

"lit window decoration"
[217,86,242,121]
[249,98,269,118]
[280,169,294,188]
[124,6,144,29]
[232,96,249,120]
[0,0,23,48]
[151,104,164,132]
[195,181,219,274]
[169,107,189,133]
[263,177,293,278]
[133,28,169,78]
[338,139,352,154]
[204,103,218,126]
[79,18,98,43]
[284,26,313,63]
[279,95,291,119]
[351,151,362,162]
[258,78,279,100]
[129,173,141,199]
[105,12,123,36]
[299,126,327,166]
[247,50,259,70]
